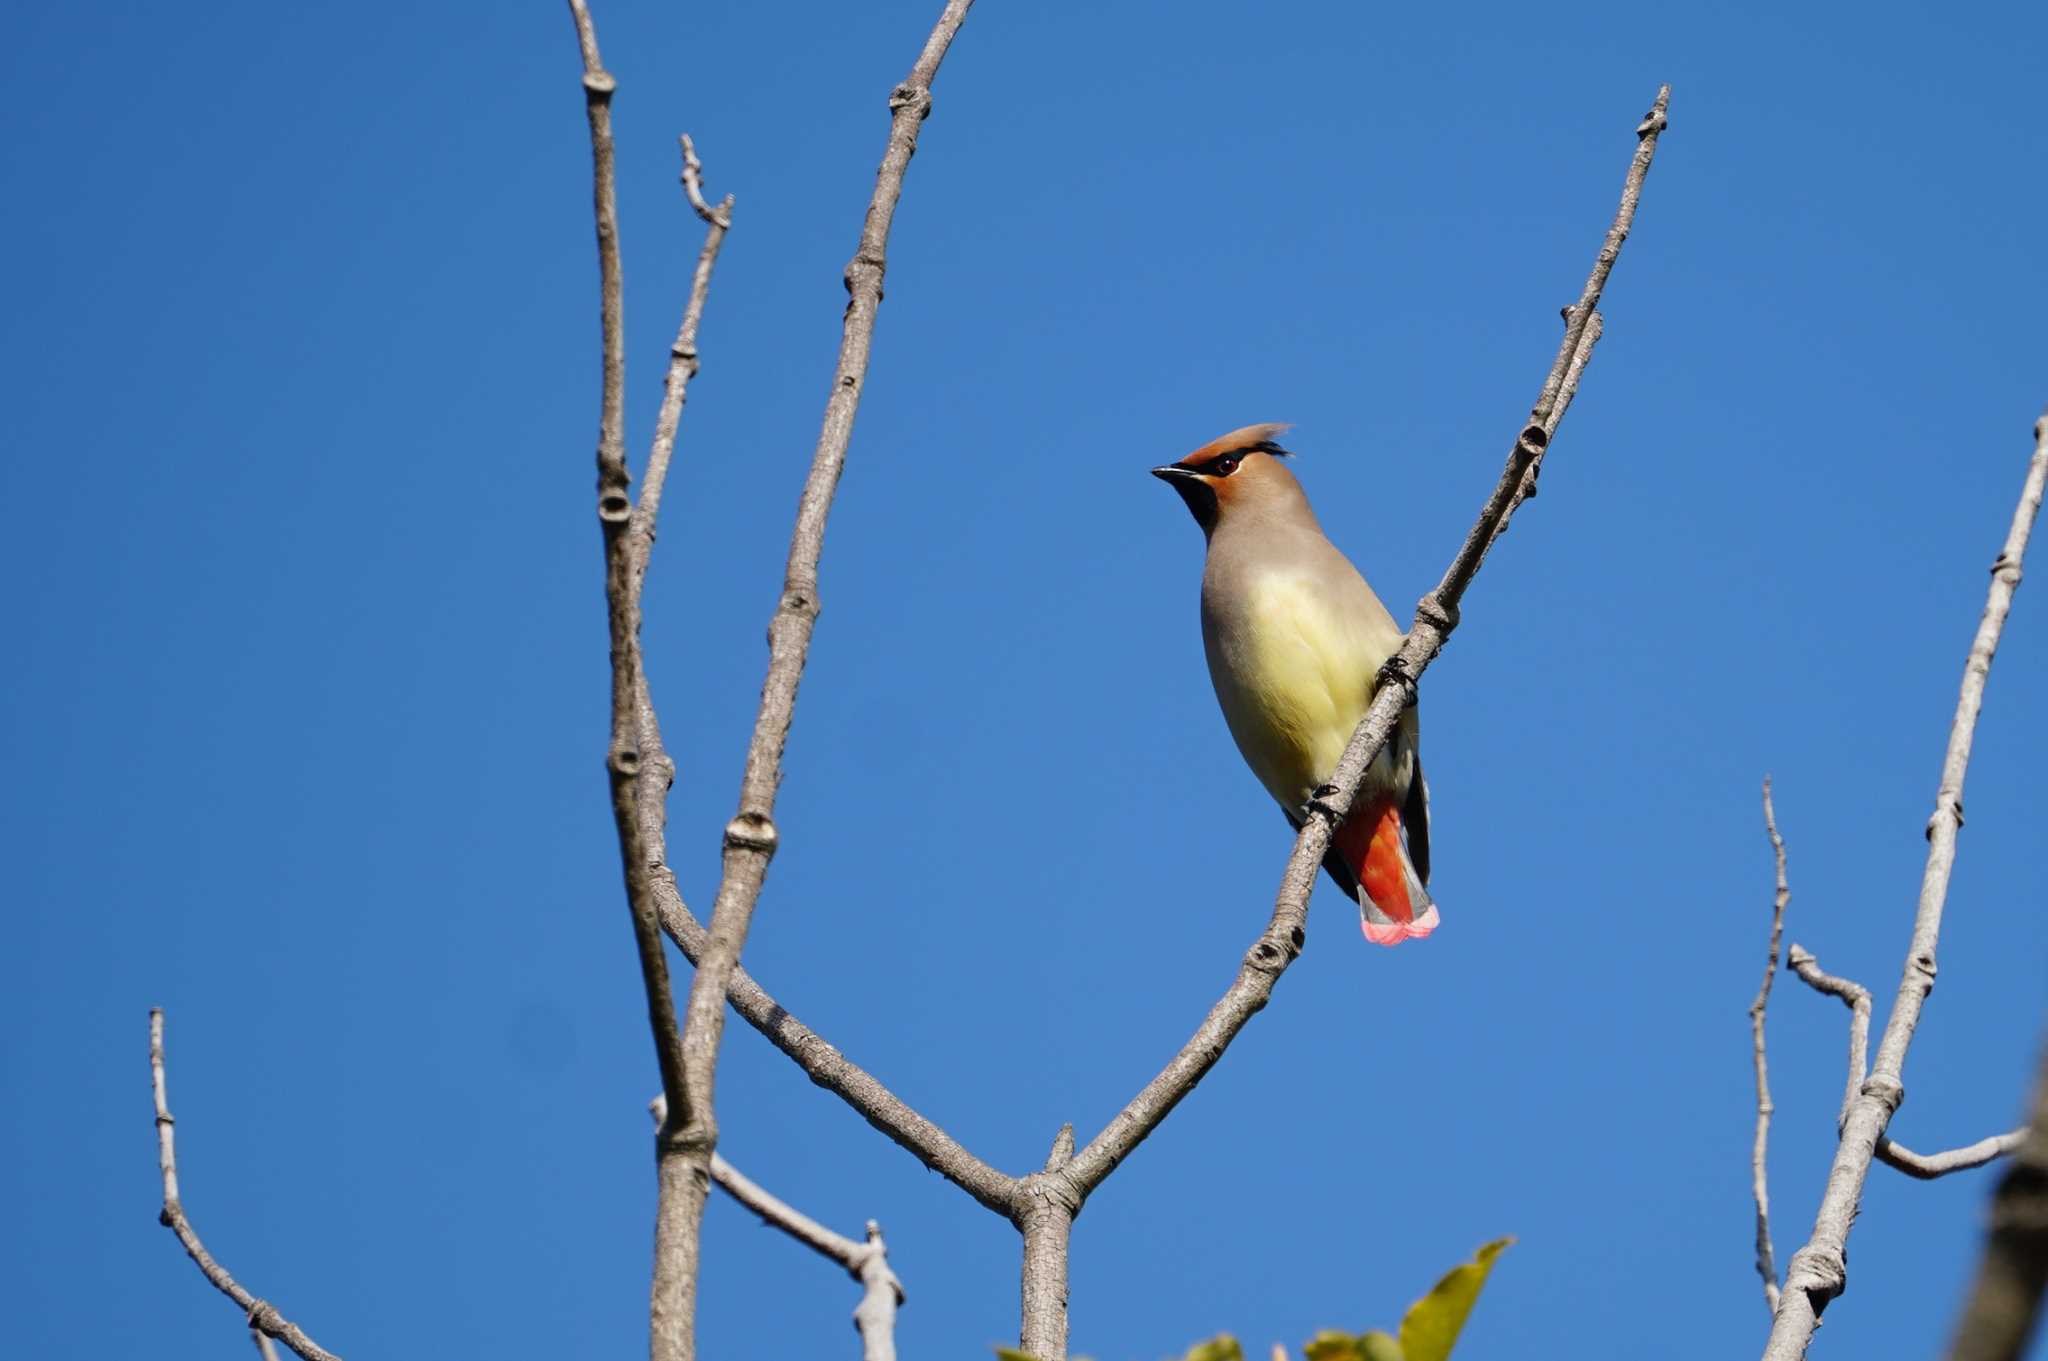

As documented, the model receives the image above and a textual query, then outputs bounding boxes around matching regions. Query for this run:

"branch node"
[1414,591,1459,634]
[1014,1167,1085,1222]
[780,586,822,621]
[723,813,779,856]
[1859,1073,1905,1112]
[1785,1242,1846,1300]
[581,70,616,97]
[888,81,931,116]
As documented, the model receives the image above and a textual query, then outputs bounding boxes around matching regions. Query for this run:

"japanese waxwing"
[1152,424,1436,945]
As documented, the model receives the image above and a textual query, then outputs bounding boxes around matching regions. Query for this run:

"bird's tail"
[1333,794,1438,946]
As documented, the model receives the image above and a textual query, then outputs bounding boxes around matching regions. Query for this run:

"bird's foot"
[1305,783,1346,824]
[1374,655,1415,697]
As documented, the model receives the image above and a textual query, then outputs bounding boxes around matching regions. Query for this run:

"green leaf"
[1181,1336,1245,1361]
[1301,1327,1401,1361]
[1396,1238,1514,1361]
[1358,1331,1403,1361]
[994,1350,1043,1361]
[1303,1331,1364,1361]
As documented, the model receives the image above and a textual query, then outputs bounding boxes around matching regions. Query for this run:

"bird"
[1151,423,1436,945]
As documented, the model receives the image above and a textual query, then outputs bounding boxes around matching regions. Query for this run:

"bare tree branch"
[1945,1037,2048,1361]
[1783,945,2023,1180]
[1881,1131,2029,1181]
[565,7,744,1358]
[148,1010,341,1361]
[252,1331,283,1361]
[639,135,733,540]
[1060,85,1672,1208]
[1493,308,1602,537]
[1750,777,1791,1315]
[710,1153,905,1361]
[1787,944,1871,1129]
[657,894,1018,1213]
[1765,408,2048,1359]
[710,1151,866,1273]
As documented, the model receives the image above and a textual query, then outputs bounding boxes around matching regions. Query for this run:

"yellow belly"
[1208,573,1390,810]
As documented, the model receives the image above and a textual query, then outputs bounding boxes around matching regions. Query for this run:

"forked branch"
[564,3,740,1358]
[1784,944,2021,1180]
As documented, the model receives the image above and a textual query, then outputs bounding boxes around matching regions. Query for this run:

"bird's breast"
[1201,570,1397,811]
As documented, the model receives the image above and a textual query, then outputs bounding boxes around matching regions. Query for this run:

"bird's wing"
[1398,706,1429,885]
[1281,804,1368,902]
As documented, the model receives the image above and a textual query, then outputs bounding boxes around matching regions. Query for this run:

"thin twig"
[1787,944,1871,1130]
[1060,85,1671,1207]
[1880,1130,2030,1180]
[638,137,733,541]
[1750,777,1790,1315]
[148,1010,342,1361]
[709,1156,906,1361]
[711,1151,868,1273]
[1944,1035,2048,1361]
[252,1331,283,1361]
[1765,409,2048,1359]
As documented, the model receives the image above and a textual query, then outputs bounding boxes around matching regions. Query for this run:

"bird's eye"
[1214,455,1241,476]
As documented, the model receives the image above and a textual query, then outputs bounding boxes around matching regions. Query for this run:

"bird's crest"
[1185,422,1295,463]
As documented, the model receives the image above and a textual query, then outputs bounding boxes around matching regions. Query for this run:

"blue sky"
[6,1,2047,1358]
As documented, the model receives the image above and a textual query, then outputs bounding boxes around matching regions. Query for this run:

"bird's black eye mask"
[1188,440,1292,479]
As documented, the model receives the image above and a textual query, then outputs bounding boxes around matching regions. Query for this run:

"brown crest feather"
[1179,422,1295,465]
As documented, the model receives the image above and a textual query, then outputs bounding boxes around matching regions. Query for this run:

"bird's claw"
[1305,784,1346,824]
[1374,656,1414,695]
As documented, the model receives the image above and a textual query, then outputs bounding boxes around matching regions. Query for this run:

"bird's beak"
[1151,464,1199,483]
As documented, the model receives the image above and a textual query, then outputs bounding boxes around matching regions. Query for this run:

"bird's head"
[1150,423,1304,536]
